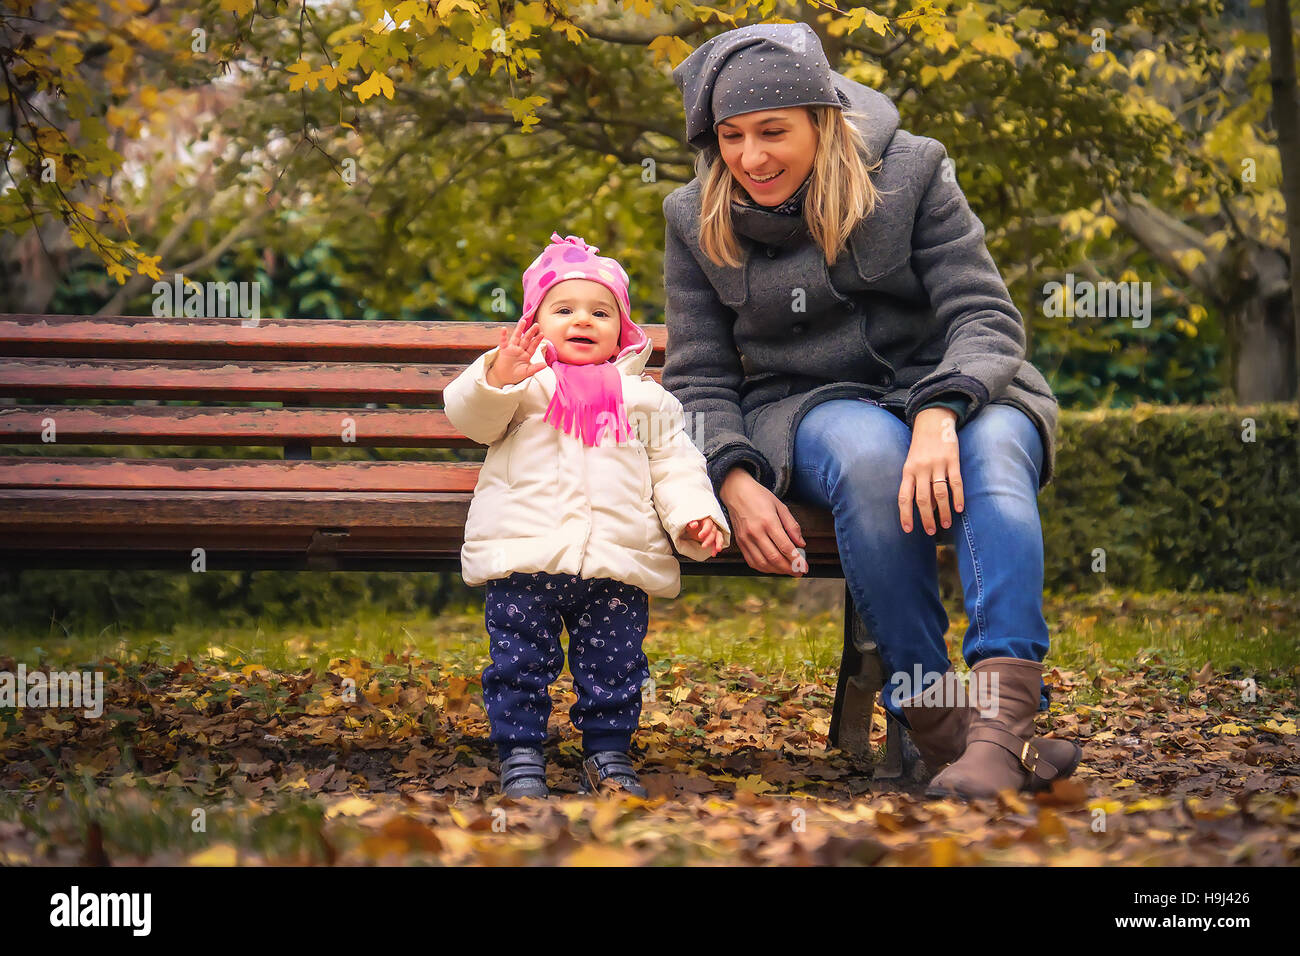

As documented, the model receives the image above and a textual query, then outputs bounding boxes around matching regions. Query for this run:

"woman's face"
[534,279,621,364]
[716,107,817,205]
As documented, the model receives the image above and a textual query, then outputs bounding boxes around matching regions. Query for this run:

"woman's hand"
[898,407,965,535]
[485,318,546,388]
[679,517,725,557]
[719,466,807,575]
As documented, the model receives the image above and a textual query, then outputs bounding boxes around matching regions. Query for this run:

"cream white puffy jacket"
[443,326,731,599]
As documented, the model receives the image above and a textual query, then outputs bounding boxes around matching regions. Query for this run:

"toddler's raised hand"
[679,517,726,557]
[486,318,547,388]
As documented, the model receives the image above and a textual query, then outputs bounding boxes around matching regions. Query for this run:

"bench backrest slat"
[0,406,469,445]
[0,315,668,364]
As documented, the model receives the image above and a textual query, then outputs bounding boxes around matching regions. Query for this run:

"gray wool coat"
[660,73,1060,503]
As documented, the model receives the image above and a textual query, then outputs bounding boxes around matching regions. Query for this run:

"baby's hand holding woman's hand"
[679,517,726,557]
[485,318,547,388]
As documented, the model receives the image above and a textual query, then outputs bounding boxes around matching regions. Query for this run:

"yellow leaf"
[106,260,132,285]
[564,844,638,866]
[436,0,482,17]
[971,28,1021,60]
[325,795,375,818]
[390,0,422,25]
[929,836,960,866]
[1174,247,1207,274]
[646,34,693,69]
[219,0,255,16]
[51,43,84,74]
[337,41,365,72]
[188,843,238,865]
[287,59,316,92]
[1210,722,1250,735]
[317,64,346,91]
[42,712,75,731]
[354,69,394,102]
[734,773,777,795]
[1258,719,1296,735]
[135,254,162,281]
[1124,797,1173,813]
[504,94,546,123]
[513,1,550,28]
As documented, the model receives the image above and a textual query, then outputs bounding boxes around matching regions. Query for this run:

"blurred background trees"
[4,0,1297,405]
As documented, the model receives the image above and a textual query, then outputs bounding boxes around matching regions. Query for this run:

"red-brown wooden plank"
[0,405,472,446]
[0,488,838,550]
[0,456,482,492]
[0,315,669,365]
[0,358,663,402]
[0,488,472,528]
[0,358,456,403]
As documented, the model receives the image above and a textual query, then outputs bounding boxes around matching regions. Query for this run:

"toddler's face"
[534,279,622,365]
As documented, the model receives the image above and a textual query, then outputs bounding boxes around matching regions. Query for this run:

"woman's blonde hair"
[696,104,885,268]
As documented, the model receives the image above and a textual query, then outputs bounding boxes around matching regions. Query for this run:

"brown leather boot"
[898,669,970,771]
[900,667,1081,785]
[925,657,1083,800]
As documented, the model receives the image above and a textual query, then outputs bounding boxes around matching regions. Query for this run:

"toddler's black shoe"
[577,751,648,798]
[499,746,549,799]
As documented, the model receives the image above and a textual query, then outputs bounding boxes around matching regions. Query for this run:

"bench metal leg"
[828,581,922,780]
[828,581,882,760]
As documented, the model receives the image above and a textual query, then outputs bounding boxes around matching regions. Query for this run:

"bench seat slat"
[0,316,668,365]
[0,358,663,402]
[0,488,839,552]
[0,406,470,446]
[0,456,482,491]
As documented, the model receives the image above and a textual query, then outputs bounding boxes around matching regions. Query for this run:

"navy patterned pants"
[482,571,650,759]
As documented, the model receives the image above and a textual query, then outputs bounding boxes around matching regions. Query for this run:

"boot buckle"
[1020,740,1040,773]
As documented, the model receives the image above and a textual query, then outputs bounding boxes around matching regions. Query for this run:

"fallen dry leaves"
[0,650,1296,865]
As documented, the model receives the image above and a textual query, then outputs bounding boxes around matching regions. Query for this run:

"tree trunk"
[1231,244,1296,401]
[1264,0,1300,401]
[1105,192,1296,400]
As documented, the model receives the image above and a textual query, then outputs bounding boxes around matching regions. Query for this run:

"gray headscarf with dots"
[673,23,848,151]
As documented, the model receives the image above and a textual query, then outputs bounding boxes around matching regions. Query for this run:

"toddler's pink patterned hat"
[520,233,645,360]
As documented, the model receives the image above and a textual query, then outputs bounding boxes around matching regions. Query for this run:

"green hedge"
[1041,404,1300,591]
[1,404,1296,634]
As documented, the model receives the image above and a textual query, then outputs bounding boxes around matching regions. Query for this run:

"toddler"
[443,232,732,798]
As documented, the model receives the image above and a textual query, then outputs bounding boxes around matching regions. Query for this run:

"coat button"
[765,246,778,258]
[881,371,895,386]
[792,323,806,334]
[842,301,856,313]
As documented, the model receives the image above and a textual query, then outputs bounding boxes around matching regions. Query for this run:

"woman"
[661,23,1081,799]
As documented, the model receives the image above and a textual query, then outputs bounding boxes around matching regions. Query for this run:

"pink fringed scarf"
[543,359,634,447]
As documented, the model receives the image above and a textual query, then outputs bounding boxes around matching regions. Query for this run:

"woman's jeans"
[789,399,1050,725]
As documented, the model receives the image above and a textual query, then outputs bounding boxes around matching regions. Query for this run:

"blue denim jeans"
[789,399,1050,723]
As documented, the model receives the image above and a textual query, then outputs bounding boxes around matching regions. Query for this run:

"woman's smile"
[748,169,785,188]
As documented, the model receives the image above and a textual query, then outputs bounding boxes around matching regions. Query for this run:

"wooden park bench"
[0,314,917,777]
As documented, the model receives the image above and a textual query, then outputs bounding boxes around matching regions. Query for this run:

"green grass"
[6,580,1297,689]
